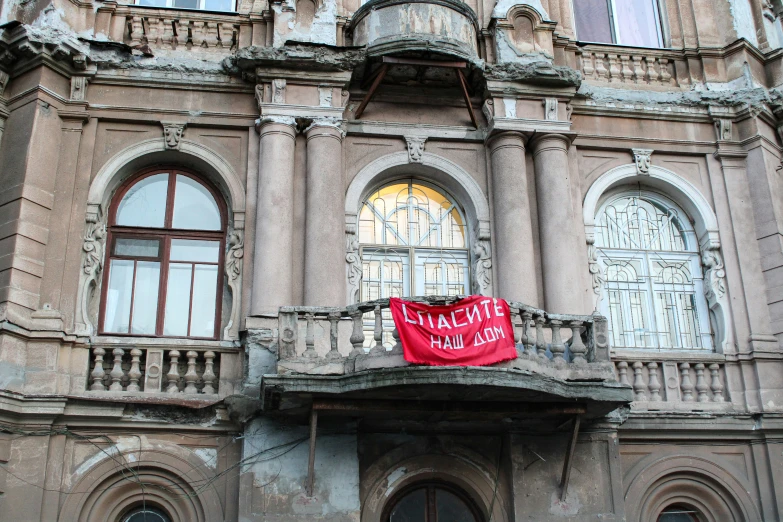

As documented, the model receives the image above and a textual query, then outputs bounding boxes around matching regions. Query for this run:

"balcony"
[350,0,480,61]
[258,297,632,425]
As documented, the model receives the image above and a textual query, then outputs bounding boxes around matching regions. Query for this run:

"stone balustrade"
[578,45,680,87]
[88,346,220,395]
[275,297,615,381]
[613,356,730,411]
[126,11,241,52]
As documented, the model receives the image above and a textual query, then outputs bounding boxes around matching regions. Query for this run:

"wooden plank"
[354,63,389,119]
[456,68,478,128]
[305,408,318,497]
[559,415,581,501]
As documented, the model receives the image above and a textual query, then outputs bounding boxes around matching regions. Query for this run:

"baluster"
[303,313,318,358]
[631,55,644,83]
[370,305,385,356]
[647,362,661,401]
[595,53,609,80]
[620,55,633,82]
[326,312,343,360]
[349,311,365,358]
[129,16,143,46]
[90,348,107,391]
[127,348,142,392]
[202,351,216,394]
[390,327,403,355]
[549,320,565,363]
[660,58,672,84]
[679,363,693,402]
[535,315,547,360]
[694,363,709,402]
[644,57,657,84]
[513,309,522,355]
[146,17,161,45]
[569,321,587,364]
[522,311,536,358]
[608,55,621,82]
[166,350,181,393]
[582,52,595,79]
[616,361,630,386]
[184,351,199,394]
[709,363,725,402]
[161,19,175,48]
[632,362,647,401]
[109,348,125,391]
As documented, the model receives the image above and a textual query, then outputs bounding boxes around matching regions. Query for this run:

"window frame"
[594,190,713,352]
[574,0,665,48]
[381,481,485,522]
[99,167,227,340]
[133,0,238,13]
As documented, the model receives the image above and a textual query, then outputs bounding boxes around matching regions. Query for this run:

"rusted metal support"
[559,414,581,501]
[456,68,478,128]
[305,408,318,497]
[354,63,389,119]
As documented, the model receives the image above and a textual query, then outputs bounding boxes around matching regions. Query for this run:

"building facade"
[1,0,783,519]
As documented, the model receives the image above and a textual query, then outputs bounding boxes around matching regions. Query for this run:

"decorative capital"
[161,122,186,149]
[631,148,653,175]
[405,136,427,163]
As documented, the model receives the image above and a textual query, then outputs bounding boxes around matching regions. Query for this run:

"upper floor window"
[574,0,663,47]
[135,0,235,12]
[100,169,226,339]
[384,483,484,522]
[595,193,712,351]
[358,180,470,300]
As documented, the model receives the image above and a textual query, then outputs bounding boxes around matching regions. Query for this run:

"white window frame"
[575,0,664,48]
[134,0,237,12]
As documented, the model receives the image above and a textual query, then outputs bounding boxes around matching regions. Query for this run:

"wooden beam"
[382,56,467,68]
[559,414,581,501]
[354,63,389,120]
[312,399,586,416]
[305,408,318,497]
[456,68,478,129]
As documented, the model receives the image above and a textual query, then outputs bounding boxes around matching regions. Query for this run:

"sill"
[576,40,670,52]
[121,3,240,15]
[611,348,725,362]
[92,336,239,350]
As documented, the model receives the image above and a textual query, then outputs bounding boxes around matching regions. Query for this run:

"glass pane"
[614,0,661,47]
[596,197,689,252]
[172,175,221,230]
[163,263,192,336]
[574,0,613,43]
[436,489,477,522]
[204,0,233,10]
[658,507,700,522]
[116,174,169,228]
[131,261,160,335]
[137,0,167,5]
[389,488,426,522]
[114,238,160,258]
[124,508,171,522]
[189,264,218,337]
[170,239,220,263]
[104,260,134,333]
[173,0,199,8]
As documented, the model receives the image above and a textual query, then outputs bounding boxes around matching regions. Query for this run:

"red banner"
[389,296,517,366]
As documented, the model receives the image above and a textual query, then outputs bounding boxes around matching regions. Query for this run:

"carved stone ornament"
[272,79,286,104]
[566,103,573,122]
[70,76,88,101]
[162,122,186,149]
[405,136,427,163]
[482,99,495,124]
[632,148,653,175]
[700,242,733,352]
[224,230,244,339]
[586,236,606,310]
[0,70,8,97]
[702,246,727,302]
[346,234,362,304]
[544,98,558,121]
[76,219,106,334]
[472,239,492,296]
[715,118,732,141]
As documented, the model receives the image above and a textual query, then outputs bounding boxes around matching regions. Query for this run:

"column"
[531,133,581,314]
[487,131,538,305]
[303,123,346,306]
[252,120,297,314]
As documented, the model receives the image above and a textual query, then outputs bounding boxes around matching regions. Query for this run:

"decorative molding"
[482,99,494,124]
[70,76,88,101]
[75,219,106,335]
[472,238,492,296]
[702,244,733,352]
[272,79,286,104]
[566,103,573,122]
[224,230,244,340]
[405,136,427,163]
[0,70,8,97]
[346,233,362,304]
[544,98,558,121]
[586,236,605,310]
[714,118,733,141]
[161,122,186,149]
[631,148,653,175]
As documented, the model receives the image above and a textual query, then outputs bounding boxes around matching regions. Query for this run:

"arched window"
[594,192,712,350]
[100,169,226,339]
[657,505,704,521]
[358,180,469,299]
[122,506,172,522]
[383,482,484,522]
